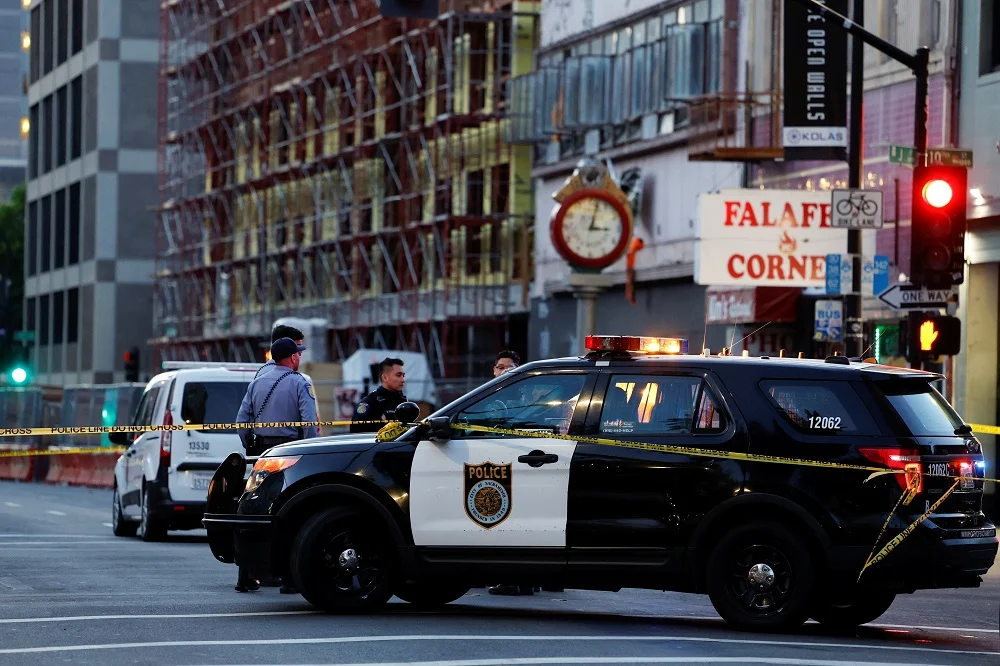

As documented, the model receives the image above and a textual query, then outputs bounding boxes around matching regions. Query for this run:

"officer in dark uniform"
[350,357,407,433]
[234,337,318,593]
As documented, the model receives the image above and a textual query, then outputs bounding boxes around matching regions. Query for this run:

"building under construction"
[154,0,540,378]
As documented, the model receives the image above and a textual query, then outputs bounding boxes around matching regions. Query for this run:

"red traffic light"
[921,179,953,208]
[124,351,134,362]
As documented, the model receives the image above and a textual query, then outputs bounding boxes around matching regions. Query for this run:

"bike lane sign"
[831,189,884,229]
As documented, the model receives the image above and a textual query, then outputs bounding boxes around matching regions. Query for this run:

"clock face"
[559,197,625,260]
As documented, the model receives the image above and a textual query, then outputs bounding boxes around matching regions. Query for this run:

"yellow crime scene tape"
[2,417,997,580]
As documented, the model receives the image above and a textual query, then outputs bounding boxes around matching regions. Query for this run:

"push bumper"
[203,512,275,567]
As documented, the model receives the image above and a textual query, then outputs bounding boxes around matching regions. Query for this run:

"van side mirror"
[108,431,130,446]
[393,401,421,425]
[426,416,452,442]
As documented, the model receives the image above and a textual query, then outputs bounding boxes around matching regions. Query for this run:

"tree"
[0,184,25,367]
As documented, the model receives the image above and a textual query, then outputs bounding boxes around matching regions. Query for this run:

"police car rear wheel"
[809,591,896,629]
[705,521,816,631]
[393,582,470,607]
[290,507,394,612]
[139,486,166,542]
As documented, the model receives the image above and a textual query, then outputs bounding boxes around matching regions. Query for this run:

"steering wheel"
[484,399,510,424]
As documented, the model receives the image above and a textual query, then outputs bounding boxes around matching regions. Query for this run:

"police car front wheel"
[289,507,395,612]
[705,521,817,631]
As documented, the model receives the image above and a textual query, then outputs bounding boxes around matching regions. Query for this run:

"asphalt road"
[0,480,997,666]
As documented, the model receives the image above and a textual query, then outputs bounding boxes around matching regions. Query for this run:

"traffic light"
[905,313,961,362]
[124,346,140,382]
[910,165,967,289]
[9,365,28,384]
[377,0,438,19]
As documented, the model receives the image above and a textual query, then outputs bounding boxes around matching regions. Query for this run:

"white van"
[109,361,315,541]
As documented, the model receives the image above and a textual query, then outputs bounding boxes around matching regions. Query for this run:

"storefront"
[704,286,800,355]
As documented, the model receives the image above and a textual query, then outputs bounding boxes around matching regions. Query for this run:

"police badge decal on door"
[464,462,512,529]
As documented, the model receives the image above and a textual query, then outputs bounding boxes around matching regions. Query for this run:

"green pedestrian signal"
[10,366,28,384]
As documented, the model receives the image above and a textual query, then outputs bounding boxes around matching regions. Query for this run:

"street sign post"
[926,148,973,168]
[831,189,884,229]
[814,300,844,342]
[888,145,917,166]
[877,284,956,310]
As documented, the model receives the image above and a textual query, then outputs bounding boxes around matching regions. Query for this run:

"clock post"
[549,159,636,354]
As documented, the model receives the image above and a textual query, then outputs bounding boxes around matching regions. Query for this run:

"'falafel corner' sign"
[695,189,849,288]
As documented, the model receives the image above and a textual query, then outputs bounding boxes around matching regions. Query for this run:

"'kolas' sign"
[783,0,849,161]
[695,190,849,288]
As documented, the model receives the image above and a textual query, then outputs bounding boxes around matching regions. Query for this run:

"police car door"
[409,370,593,547]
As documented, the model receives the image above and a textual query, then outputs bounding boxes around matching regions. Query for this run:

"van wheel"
[139,486,166,542]
[810,591,896,629]
[705,521,816,631]
[289,508,395,613]
[111,486,137,537]
[394,582,470,607]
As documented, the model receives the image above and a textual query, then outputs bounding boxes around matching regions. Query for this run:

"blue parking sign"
[873,255,890,296]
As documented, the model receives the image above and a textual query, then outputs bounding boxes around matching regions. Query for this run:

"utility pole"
[845,0,865,358]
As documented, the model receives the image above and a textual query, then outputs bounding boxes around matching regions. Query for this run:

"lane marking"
[199,657,951,666]
[0,609,994,635]
[0,634,997,657]
[0,540,120,546]
[102,523,113,527]
[0,610,321,624]
[0,534,112,538]
[3,502,20,507]
[46,510,67,516]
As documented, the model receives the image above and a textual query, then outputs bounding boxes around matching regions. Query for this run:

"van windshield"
[877,379,964,437]
[181,381,249,434]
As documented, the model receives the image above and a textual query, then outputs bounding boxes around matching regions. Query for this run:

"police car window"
[877,380,962,436]
[760,380,878,435]
[181,381,249,434]
[452,374,586,438]
[600,375,712,435]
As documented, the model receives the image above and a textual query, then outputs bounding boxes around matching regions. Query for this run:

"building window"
[40,195,50,273]
[54,188,65,269]
[27,200,36,276]
[983,0,1000,75]
[67,287,78,343]
[53,290,64,345]
[68,182,79,264]
[56,85,67,167]
[39,293,49,346]
[42,0,53,75]
[26,297,35,336]
[513,0,727,161]
[41,94,51,174]
[28,103,38,178]
[70,76,81,159]
[57,0,68,65]
[71,0,83,54]
[29,6,39,83]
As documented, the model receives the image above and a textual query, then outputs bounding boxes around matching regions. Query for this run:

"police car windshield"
[877,379,964,437]
[181,381,249,433]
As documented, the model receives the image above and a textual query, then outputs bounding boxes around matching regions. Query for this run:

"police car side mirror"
[393,401,421,425]
[426,416,452,442]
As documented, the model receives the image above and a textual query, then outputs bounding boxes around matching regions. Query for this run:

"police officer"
[234,337,318,593]
[350,357,407,433]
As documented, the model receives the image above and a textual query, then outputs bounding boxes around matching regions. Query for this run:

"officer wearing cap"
[233,337,319,593]
[350,357,407,433]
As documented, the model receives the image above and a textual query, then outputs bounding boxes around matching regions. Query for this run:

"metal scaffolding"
[154,0,540,375]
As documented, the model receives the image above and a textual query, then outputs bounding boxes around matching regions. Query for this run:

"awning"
[705,286,800,325]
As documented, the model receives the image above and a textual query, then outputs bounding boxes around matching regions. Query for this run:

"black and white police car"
[204,335,997,631]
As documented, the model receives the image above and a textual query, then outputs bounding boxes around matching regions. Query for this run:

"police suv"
[203,336,997,631]
[109,361,316,541]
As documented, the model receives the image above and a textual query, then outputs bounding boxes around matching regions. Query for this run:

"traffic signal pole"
[845,0,864,358]
[787,0,931,361]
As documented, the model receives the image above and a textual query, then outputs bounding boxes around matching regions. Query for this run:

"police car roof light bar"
[584,335,688,355]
